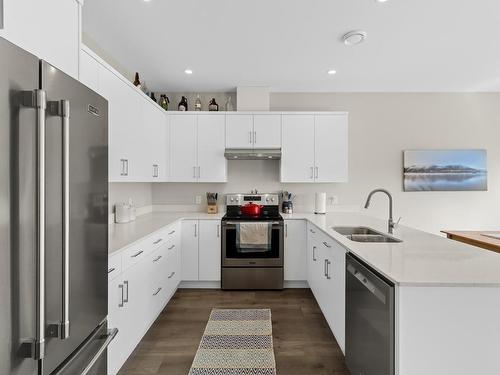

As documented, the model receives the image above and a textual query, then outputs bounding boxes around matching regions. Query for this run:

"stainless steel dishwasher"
[345,253,395,375]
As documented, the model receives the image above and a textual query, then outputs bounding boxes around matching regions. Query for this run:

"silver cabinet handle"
[20,89,47,359]
[121,159,129,176]
[193,166,197,179]
[315,166,319,179]
[312,246,317,261]
[217,224,220,237]
[198,166,201,179]
[324,259,328,277]
[168,244,175,250]
[309,228,316,234]
[310,167,314,179]
[253,130,257,145]
[0,0,4,30]
[47,99,71,340]
[285,224,288,238]
[131,250,143,258]
[118,284,124,307]
[168,271,176,279]
[153,287,162,296]
[323,241,331,248]
[194,223,197,237]
[168,230,176,235]
[152,164,159,178]
[123,280,129,303]
[326,260,332,279]
[153,238,163,245]
[108,267,115,274]
[249,131,253,144]
[120,159,126,176]
[126,159,129,176]
[153,255,162,262]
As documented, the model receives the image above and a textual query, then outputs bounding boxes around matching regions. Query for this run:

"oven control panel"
[226,194,279,206]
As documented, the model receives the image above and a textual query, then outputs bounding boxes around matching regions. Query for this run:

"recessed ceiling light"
[184,69,193,75]
[327,69,337,75]
[342,30,367,46]
[376,0,389,2]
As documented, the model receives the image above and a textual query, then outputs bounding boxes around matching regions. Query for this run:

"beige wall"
[152,93,500,234]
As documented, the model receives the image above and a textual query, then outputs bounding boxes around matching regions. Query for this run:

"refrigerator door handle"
[19,89,47,360]
[46,100,71,340]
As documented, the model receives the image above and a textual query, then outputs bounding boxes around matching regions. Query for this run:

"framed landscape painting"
[403,150,487,191]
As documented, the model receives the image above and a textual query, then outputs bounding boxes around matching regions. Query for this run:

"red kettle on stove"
[241,202,264,216]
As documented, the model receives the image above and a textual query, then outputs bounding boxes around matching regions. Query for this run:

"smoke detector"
[342,30,367,46]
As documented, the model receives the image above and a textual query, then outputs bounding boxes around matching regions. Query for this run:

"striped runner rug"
[189,309,277,375]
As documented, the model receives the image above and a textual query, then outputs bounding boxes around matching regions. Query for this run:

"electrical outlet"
[328,196,339,205]
[195,195,202,204]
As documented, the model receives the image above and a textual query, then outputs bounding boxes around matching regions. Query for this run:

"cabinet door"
[0,0,80,78]
[99,66,135,181]
[284,220,307,281]
[314,114,348,182]
[139,103,166,182]
[226,114,254,148]
[170,115,197,182]
[306,224,321,296]
[281,115,315,182]
[107,277,127,375]
[79,50,100,93]
[181,220,199,281]
[327,241,346,353]
[197,115,227,182]
[198,220,221,281]
[253,114,281,148]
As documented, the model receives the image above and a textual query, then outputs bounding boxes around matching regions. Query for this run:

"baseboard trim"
[284,280,309,288]
[178,280,309,289]
[179,281,221,289]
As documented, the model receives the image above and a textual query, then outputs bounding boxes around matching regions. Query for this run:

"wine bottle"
[178,96,188,111]
[133,72,141,87]
[195,94,202,111]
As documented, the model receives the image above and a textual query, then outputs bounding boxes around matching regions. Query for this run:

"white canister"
[115,203,131,224]
[314,192,327,214]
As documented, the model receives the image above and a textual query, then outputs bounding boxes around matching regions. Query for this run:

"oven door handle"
[224,221,283,226]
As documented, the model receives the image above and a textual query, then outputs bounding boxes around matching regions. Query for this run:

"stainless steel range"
[221,193,284,290]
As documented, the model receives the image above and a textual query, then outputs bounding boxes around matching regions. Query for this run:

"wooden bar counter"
[442,230,500,254]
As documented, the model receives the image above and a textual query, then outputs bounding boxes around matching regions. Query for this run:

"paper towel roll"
[315,192,327,214]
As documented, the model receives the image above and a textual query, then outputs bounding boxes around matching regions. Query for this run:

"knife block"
[207,204,218,214]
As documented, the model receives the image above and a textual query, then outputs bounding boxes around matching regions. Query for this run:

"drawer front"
[108,254,122,281]
[122,242,150,270]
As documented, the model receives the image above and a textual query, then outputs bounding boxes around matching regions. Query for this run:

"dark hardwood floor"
[119,288,349,375]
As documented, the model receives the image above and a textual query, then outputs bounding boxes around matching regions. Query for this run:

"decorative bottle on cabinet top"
[133,72,141,88]
[208,98,219,111]
[225,96,234,111]
[159,95,169,111]
[178,96,188,111]
[195,94,202,111]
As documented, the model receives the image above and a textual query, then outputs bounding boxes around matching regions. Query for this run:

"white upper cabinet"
[281,115,315,182]
[226,114,254,148]
[197,115,227,182]
[226,113,282,149]
[0,0,80,78]
[170,114,227,183]
[314,115,348,183]
[79,50,100,93]
[253,114,281,148]
[281,113,348,183]
[170,114,198,182]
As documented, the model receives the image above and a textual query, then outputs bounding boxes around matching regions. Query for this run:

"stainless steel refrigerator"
[0,37,116,375]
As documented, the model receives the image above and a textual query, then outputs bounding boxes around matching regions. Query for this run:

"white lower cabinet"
[181,220,222,281]
[199,220,222,281]
[306,223,346,353]
[108,224,181,375]
[284,220,307,281]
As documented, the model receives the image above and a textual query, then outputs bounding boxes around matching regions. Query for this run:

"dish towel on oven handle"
[236,222,272,252]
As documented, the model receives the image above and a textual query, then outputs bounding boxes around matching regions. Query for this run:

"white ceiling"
[83,0,500,92]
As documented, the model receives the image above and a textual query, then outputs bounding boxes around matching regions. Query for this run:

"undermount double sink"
[333,226,402,243]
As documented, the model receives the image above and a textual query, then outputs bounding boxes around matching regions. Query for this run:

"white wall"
[109,183,152,215]
[152,93,500,234]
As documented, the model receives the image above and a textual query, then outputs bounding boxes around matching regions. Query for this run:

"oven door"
[222,221,284,267]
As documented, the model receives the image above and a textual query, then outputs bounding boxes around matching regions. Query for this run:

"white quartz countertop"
[109,212,223,254]
[283,212,500,287]
[109,211,500,287]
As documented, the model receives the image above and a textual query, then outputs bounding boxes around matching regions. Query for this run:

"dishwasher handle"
[347,263,386,304]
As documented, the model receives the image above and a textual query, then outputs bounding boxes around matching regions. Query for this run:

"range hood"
[224,148,281,160]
